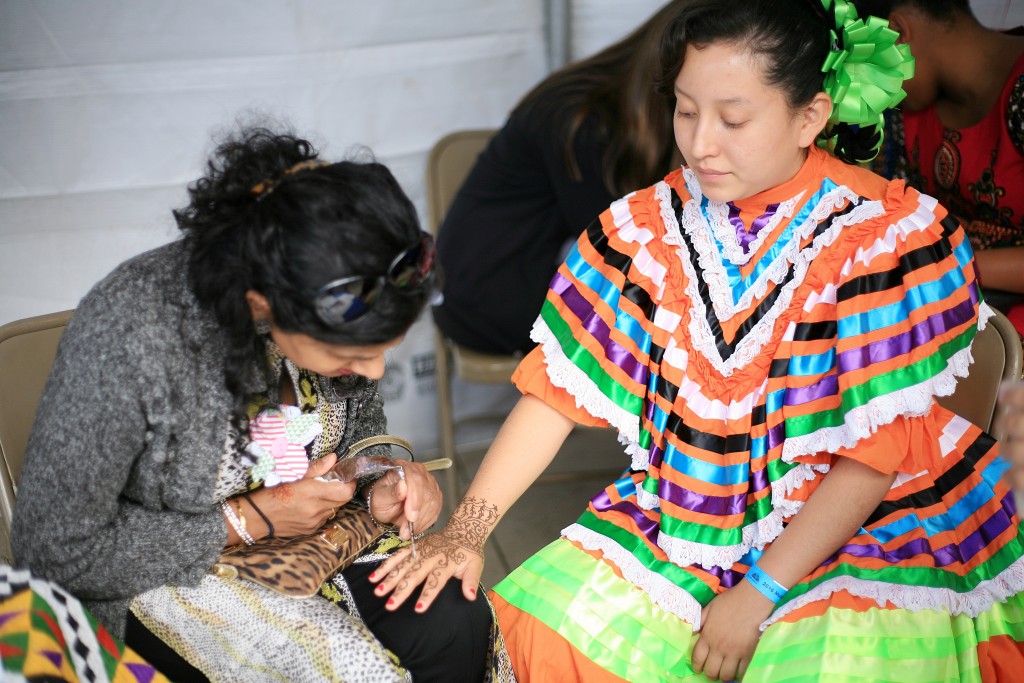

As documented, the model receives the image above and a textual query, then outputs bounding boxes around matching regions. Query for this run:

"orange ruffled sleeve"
[512,347,609,428]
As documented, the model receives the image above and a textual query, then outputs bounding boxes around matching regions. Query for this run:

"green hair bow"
[817,0,915,163]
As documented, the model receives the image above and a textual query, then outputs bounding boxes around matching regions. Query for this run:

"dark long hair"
[516,1,687,195]
[656,0,829,113]
[655,0,893,164]
[174,126,436,412]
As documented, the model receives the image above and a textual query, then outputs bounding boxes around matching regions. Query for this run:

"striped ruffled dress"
[491,147,1024,682]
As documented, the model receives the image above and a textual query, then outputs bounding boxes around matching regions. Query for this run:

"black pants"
[126,563,491,682]
[343,561,492,683]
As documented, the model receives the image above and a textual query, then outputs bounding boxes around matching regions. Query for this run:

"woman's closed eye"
[723,119,748,129]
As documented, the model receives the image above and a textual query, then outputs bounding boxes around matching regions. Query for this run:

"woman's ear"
[887,10,913,45]
[245,290,273,322]
[797,92,833,147]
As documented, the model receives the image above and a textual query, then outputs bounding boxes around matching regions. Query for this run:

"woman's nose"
[355,354,387,381]
[690,118,718,159]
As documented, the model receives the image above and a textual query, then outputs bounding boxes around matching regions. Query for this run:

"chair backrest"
[0,309,74,562]
[937,307,1024,439]
[425,129,496,234]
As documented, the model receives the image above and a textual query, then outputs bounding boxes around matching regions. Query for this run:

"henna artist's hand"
[366,460,443,540]
[691,582,773,681]
[368,496,500,612]
[246,454,356,539]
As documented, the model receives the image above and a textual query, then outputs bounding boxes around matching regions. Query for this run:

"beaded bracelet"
[745,561,788,604]
[364,485,397,532]
[221,499,255,546]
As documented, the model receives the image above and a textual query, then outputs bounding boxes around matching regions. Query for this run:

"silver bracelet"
[221,499,255,545]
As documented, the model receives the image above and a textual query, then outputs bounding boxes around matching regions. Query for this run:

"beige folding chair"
[937,307,1024,439]
[0,309,74,563]
[425,130,517,504]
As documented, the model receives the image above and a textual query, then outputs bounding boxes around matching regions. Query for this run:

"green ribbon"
[817,0,915,161]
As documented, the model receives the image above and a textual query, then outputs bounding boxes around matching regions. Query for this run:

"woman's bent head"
[657,0,914,191]
[175,126,437,349]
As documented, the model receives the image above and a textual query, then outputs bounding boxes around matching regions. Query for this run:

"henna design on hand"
[413,496,500,570]
[449,497,500,548]
[268,484,293,502]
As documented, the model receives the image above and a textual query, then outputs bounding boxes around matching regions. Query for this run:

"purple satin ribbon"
[729,202,780,254]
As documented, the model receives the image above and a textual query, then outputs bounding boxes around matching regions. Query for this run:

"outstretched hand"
[368,496,500,612]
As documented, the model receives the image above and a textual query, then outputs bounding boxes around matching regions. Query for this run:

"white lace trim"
[661,182,884,377]
[763,554,1024,631]
[562,523,704,629]
[530,318,640,444]
[781,343,977,462]
[705,193,804,266]
[645,459,829,569]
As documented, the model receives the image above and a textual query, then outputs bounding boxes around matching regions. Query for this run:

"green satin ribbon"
[540,300,645,418]
[817,0,915,161]
[781,537,1024,611]
[785,325,976,440]
[748,593,1024,682]
[494,540,709,681]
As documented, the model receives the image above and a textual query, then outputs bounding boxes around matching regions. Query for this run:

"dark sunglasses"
[312,232,435,326]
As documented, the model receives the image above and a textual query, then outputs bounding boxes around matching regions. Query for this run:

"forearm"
[974,247,1024,294]
[756,457,896,589]
[454,394,576,536]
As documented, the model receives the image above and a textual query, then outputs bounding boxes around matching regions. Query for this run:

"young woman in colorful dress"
[374,0,1024,680]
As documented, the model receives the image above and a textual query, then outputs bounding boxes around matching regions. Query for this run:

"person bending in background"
[432,1,685,356]
[864,0,1024,331]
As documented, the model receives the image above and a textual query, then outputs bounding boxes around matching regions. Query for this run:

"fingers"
[691,636,710,675]
[399,461,443,531]
[304,453,338,479]
[371,549,454,612]
[999,380,1024,408]
[316,479,356,506]
[737,658,750,682]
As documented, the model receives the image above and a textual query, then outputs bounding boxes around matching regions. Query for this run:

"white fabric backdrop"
[1,0,1021,452]
[0,0,552,450]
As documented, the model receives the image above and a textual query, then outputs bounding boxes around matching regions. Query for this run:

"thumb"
[305,453,338,479]
[462,562,483,601]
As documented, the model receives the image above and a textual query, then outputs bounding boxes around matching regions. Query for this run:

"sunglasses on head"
[312,232,435,327]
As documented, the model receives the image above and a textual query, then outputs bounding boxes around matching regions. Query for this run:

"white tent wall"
[1,0,1022,453]
[0,0,553,452]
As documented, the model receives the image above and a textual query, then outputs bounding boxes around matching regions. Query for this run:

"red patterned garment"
[882,51,1024,255]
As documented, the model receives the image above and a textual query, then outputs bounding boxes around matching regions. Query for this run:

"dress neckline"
[730,146,825,215]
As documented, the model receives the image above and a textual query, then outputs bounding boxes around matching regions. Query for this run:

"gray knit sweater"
[11,240,389,638]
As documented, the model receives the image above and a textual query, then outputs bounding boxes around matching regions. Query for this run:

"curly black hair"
[173,125,436,420]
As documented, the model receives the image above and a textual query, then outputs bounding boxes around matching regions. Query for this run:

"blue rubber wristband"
[745,562,788,604]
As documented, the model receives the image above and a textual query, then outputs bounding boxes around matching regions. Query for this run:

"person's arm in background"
[995,381,1024,490]
[972,246,1024,294]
